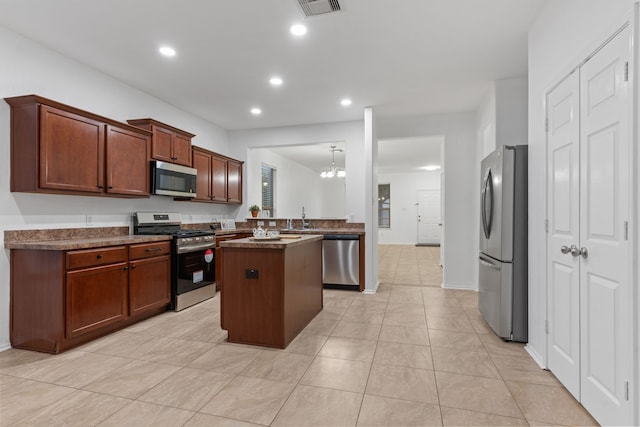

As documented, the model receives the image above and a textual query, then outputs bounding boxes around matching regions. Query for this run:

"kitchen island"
[220,234,323,348]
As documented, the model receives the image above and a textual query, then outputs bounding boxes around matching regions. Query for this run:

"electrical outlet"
[85,214,93,226]
[269,221,276,227]
[245,269,259,279]
[257,221,264,226]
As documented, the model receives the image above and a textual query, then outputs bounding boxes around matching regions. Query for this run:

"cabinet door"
[66,263,128,338]
[211,155,228,202]
[106,125,150,196]
[40,105,104,193]
[227,160,242,204]
[129,256,171,316]
[193,149,213,201]
[150,125,174,163]
[173,133,192,166]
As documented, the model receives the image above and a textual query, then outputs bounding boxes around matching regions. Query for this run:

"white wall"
[378,171,441,244]
[228,121,365,223]
[377,113,478,290]
[246,148,346,219]
[495,77,528,147]
[476,82,496,158]
[0,25,240,350]
[527,0,636,367]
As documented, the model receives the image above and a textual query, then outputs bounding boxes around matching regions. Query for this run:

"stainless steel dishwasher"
[322,234,360,288]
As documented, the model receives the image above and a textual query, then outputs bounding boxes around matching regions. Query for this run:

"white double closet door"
[546,25,633,426]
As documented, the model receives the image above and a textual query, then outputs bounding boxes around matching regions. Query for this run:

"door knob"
[570,245,580,257]
[560,245,571,254]
[579,247,588,258]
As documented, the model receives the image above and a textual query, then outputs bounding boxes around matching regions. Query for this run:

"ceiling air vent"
[297,0,342,17]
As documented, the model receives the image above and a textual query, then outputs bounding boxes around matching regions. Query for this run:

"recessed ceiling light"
[250,107,262,115]
[158,46,176,57]
[340,98,352,106]
[270,77,283,86]
[290,24,307,36]
[421,165,441,171]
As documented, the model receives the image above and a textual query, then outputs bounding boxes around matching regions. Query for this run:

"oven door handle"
[176,242,217,254]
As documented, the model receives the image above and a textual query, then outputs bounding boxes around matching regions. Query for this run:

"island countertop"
[219,234,323,249]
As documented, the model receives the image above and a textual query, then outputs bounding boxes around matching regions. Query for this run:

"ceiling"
[0,0,545,131]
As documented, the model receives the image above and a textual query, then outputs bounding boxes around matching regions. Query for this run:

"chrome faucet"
[301,206,311,230]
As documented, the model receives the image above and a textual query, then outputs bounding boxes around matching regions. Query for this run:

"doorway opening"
[376,135,444,248]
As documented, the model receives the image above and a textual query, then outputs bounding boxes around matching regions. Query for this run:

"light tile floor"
[0,245,598,426]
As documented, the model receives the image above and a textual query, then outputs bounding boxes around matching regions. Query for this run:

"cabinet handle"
[145,248,163,253]
[123,266,128,271]
[98,185,104,189]
[96,254,103,259]
[131,264,137,269]
[107,186,113,189]
[171,157,178,160]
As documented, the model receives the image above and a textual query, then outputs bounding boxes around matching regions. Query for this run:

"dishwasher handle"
[323,234,360,240]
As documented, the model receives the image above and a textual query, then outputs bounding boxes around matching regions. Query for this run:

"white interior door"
[546,69,581,399]
[578,25,632,425]
[417,189,441,245]
[546,26,633,426]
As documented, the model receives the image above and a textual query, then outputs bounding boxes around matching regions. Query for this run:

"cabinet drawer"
[66,246,128,270]
[129,241,171,260]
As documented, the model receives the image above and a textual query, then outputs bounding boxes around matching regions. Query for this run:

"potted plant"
[249,204,261,218]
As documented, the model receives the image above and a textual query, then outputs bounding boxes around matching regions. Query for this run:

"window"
[261,164,275,217]
[378,183,390,228]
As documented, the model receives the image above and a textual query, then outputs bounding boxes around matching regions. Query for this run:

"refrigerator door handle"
[480,257,501,270]
[481,169,493,238]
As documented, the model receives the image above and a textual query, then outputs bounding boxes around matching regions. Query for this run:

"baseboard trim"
[441,282,477,291]
[0,343,12,353]
[415,243,440,247]
[525,344,546,369]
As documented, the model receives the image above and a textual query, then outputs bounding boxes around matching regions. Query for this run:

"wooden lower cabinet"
[216,233,251,330]
[10,241,171,354]
[129,242,171,317]
[221,238,323,348]
[66,263,128,339]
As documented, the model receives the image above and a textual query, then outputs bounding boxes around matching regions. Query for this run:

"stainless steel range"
[134,212,216,311]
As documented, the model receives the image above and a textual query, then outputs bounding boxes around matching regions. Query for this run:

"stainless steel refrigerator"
[479,145,528,342]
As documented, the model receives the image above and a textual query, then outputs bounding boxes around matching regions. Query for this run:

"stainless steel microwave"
[150,161,197,198]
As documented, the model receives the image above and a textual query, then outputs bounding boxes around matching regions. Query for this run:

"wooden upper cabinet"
[192,147,213,201]
[39,105,105,193]
[4,95,152,198]
[227,159,242,204]
[152,126,173,163]
[190,145,243,204]
[173,133,193,166]
[211,154,228,202]
[127,118,194,167]
[106,125,150,197]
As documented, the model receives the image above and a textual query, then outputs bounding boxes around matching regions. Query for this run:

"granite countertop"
[280,229,364,235]
[5,235,172,250]
[220,234,323,249]
[215,228,364,236]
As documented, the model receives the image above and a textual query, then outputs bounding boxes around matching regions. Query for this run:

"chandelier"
[320,145,346,178]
